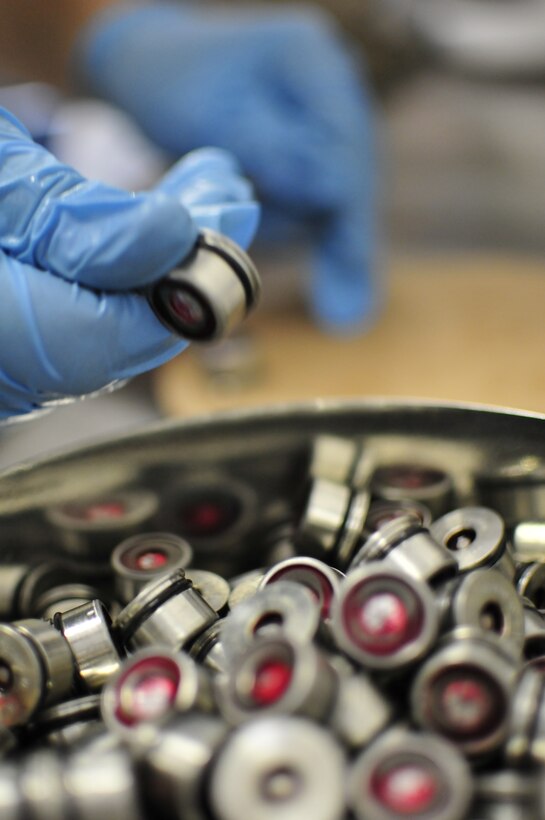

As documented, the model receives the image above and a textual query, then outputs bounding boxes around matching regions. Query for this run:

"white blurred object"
[408,0,545,77]
[48,99,167,189]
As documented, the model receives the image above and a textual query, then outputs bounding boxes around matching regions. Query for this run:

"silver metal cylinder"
[54,600,121,691]
[329,670,392,750]
[116,568,217,652]
[215,635,338,726]
[0,620,74,726]
[477,455,545,526]
[431,506,515,578]
[111,532,193,604]
[16,563,84,619]
[506,666,545,765]
[209,716,346,820]
[347,728,473,820]
[148,229,261,342]
[350,516,457,585]
[228,569,265,610]
[188,620,228,674]
[331,563,440,671]
[443,568,525,653]
[30,694,102,749]
[297,478,354,556]
[297,477,371,567]
[37,583,99,621]
[512,521,545,564]
[521,598,545,661]
[141,714,229,820]
[309,434,362,485]
[411,627,519,757]
[371,463,454,518]
[517,562,545,611]
[473,770,543,820]
[220,582,321,666]
[260,557,342,621]
[185,569,230,615]
[64,747,145,820]
[45,490,159,561]
[364,499,433,535]
[102,648,213,744]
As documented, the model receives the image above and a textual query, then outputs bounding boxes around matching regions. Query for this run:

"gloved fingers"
[0,251,187,411]
[155,148,260,248]
[157,147,255,206]
[189,203,260,249]
[309,206,381,332]
[0,107,198,291]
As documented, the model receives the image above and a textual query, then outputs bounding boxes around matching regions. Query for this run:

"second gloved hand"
[77,2,379,332]
[0,108,259,419]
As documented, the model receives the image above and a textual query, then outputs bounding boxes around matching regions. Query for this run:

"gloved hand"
[0,107,259,419]
[76,2,378,332]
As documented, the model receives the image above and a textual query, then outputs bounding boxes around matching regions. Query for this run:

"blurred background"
[2,0,545,466]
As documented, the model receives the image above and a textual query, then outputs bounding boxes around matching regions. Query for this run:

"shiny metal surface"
[116,569,217,651]
[149,229,260,342]
[112,532,193,604]
[220,583,321,665]
[260,557,341,621]
[348,727,472,820]
[431,506,512,576]
[411,627,519,757]
[2,401,545,570]
[142,714,229,820]
[332,563,440,671]
[447,568,525,651]
[209,716,345,820]
[215,636,337,725]
[55,600,120,691]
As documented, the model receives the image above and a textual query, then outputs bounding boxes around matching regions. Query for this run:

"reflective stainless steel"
[332,563,440,671]
[347,727,472,820]
[45,490,159,561]
[512,521,545,564]
[329,671,392,750]
[309,434,362,485]
[149,229,261,342]
[141,714,229,820]
[185,569,230,615]
[517,562,545,611]
[111,532,193,604]
[351,515,457,584]
[522,599,545,661]
[0,620,74,726]
[228,569,265,610]
[54,600,120,691]
[260,557,341,621]
[411,627,519,757]
[215,635,337,726]
[220,582,321,665]
[371,463,453,518]
[431,506,514,577]
[443,568,525,652]
[474,770,543,820]
[209,716,345,820]
[102,648,214,744]
[116,568,217,651]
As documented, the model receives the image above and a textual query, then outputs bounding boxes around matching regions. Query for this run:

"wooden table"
[154,253,545,417]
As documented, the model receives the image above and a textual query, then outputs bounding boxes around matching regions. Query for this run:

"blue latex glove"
[77,3,379,332]
[0,108,259,419]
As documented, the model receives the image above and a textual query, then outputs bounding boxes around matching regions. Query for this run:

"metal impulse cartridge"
[148,229,261,342]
